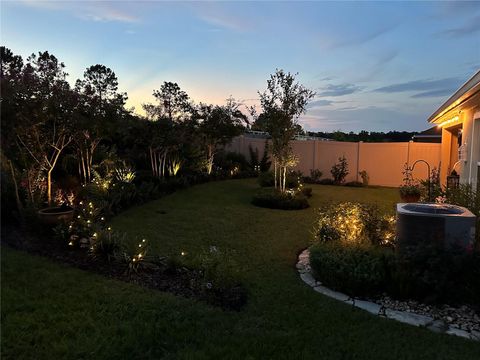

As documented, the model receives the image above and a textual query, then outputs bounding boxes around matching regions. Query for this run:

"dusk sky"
[2,1,479,132]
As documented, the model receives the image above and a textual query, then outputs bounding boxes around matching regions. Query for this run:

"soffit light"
[437,115,459,128]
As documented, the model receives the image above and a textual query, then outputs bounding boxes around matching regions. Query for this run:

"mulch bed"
[2,227,247,311]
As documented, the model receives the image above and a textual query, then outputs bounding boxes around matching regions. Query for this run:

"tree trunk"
[274,159,277,190]
[47,169,53,206]
[8,160,23,214]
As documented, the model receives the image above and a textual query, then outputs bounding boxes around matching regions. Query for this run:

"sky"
[2,0,479,132]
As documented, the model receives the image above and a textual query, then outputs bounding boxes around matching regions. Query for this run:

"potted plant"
[38,202,74,225]
[399,185,422,203]
[399,163,421,203]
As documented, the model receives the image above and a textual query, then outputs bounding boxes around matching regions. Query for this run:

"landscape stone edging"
[296,248,480,341]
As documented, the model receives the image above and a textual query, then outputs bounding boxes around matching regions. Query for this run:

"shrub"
[258,171,275,187]
[331,156,349,184]
[344,181,363,187]
[252,188,309,210]
[117,237,154,275]
[176,247,248,310]
[258,171,297,188]
[392,244,480,304]
[89,229,123,263]
[443,184,479,246]
[301,187,313,198]
[259,142,272,172]
[310,242,394,297]
[305,169,323,184]
[359,170,369,186]
[313,202,395,247]
[318,178,334,185]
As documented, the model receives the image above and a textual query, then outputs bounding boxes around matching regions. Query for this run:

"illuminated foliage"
[314,202,396,247]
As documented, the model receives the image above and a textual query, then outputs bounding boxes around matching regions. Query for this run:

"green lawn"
[2,179,479,359]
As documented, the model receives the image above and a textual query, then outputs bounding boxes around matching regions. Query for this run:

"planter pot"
[38,206,74,225]
[400,194,421,203]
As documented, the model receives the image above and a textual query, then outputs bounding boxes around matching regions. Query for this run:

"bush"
[176,247,248,310]
[392,244,480,304]
[359,170,369,186]
[443,184,480,246]
[89,229,123,263]
[310,242,394,297]
[331,156,349,184]
[313,202,395,247]
[301,187,312,198]
[318,178,334,185]
[252,188,309,210]
[258,171,275,187]
[344,181,363,187]
[257,171,298,188]
[304,169,323,184]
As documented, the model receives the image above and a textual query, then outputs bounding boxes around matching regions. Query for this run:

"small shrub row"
[309,242,480,305]
[252,188,309,210]
[310,242,393,297]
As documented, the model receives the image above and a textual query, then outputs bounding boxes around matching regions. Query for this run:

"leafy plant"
[358,170,369,186]
[304,169,323,184]
[118,237,154,275]
[89,229,123,263]
[259,141,272,172]
[310,242,394,297]
[330,156,349,184]
[313,202,395,247]
[252,188,309,210]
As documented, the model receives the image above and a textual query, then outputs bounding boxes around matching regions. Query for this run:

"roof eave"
[428,70,480,124]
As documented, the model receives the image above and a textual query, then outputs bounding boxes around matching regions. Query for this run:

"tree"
[258,69,315,192]
[144,82,192,122]
[74,65,127,184]
[14,51,75,205]
[196,99,247,174]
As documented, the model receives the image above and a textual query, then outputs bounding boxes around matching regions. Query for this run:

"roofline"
[428,70,480,123]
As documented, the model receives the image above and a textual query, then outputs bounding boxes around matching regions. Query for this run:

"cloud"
[374,77,462,94]
[301,105,428,132]
[18,0,139,23]
[318,83,363,97]
[318,22,397,50]
[439,15,480,38]
[189,3,249,32]
[308,99,335,108]
[410,89,454,99]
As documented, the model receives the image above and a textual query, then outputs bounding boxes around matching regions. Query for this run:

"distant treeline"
[306,130,418,142]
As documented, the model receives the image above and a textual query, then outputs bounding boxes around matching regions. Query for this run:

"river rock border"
[297,248,480,341]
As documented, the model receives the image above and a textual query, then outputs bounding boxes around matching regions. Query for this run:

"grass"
[2,179,479,359]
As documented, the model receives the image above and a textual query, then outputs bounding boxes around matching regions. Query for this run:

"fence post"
[356,141,362,182]
[407,140,412,166]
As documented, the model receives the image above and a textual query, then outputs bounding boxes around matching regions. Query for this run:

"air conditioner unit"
[396,203,476,252]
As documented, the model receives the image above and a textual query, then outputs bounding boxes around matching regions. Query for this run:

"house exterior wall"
[226,136,441,187]
[435,96,479,190]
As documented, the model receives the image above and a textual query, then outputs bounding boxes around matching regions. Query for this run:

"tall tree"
[196,99,246,174]
[74,65,127,184]
[258,69,315,192]
[144,82,192,122]
[14,51,76,205]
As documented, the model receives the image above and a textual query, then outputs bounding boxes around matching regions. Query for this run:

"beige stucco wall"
[435,96,480,189]
[227,136,442,187]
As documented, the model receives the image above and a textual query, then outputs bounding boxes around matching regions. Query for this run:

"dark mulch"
[2,226,247,311]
